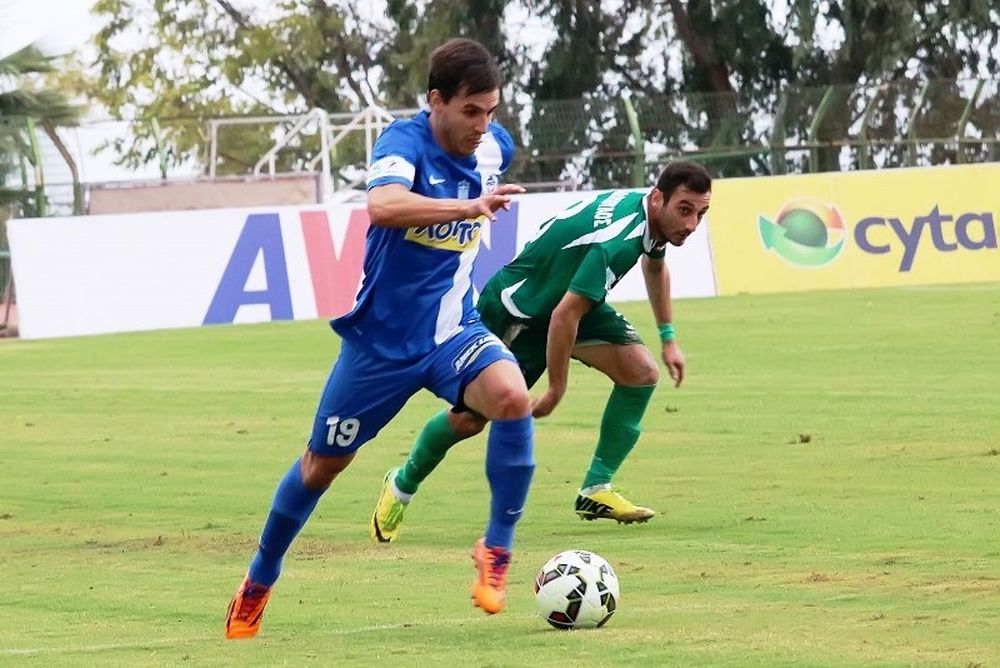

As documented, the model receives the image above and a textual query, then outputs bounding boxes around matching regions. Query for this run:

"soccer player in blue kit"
[225,38,535,638]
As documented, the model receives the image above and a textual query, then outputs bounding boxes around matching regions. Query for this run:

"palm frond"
[0,90,81,126]
[0,44,55,77]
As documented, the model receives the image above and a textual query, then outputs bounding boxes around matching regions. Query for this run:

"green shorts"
[477,285,644,389]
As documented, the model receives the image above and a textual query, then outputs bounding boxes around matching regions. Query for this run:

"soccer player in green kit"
[371,161,711,540]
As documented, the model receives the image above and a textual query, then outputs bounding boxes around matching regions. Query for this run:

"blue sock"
[484,416,535,551]
[248,458,324,587]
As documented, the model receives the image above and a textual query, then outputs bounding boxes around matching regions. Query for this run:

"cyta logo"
[759,198,845,267]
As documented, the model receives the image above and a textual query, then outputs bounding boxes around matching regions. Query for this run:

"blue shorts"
[307,323,515,455]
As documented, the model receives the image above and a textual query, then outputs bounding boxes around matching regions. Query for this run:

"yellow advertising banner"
[708,163,1000,295]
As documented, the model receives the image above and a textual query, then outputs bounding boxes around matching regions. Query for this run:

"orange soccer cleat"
[471,537,511,614]
[224,575,272,639]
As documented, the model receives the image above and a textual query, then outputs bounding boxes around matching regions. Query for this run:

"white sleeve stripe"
[561,213,639,249]
[367,156,416,186]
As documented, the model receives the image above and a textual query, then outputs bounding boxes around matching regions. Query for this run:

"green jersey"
[487,190,666,321]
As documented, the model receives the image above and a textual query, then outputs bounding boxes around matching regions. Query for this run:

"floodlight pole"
[208,120,219,178]
[621,95,644,188]
[150,118,168,179]
[25,118,47,217]
[955,79,984,164]
[769,91,789,175]
[857,83,885,171]
[808,86,835,174]
[905,81,930,167]
[317,109,332,202]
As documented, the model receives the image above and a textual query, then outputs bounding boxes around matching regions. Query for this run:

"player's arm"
[367,183,525,228]
[641,254,685,387]
[533,291,593,418]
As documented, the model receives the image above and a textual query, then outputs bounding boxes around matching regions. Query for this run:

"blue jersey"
[331,110,515,360]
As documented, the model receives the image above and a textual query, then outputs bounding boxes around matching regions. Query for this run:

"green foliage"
[0,44,82,215]
[639,1,1000,176]
[76,0,1000,183]
[494,1,654,185]
[77,0,386,175]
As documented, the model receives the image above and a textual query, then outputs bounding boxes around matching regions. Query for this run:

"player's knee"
[620,360,659,387]
[449,410,487,439]
[488,384,531,420]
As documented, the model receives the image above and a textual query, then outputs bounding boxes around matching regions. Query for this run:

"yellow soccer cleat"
[224,575,272,639]
[471,537,510,615]
[574,486,656,524]
[370,467,409,543]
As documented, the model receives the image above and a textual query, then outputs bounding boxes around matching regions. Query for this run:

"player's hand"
[662,340,685,387]
[531,386,564,418]
[466,184,526,221]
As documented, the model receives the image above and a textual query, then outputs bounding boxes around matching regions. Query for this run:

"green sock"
[582,384,655,489]
[394,410,463,495]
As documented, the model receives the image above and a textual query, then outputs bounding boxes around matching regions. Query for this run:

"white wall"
[8,192,717,339]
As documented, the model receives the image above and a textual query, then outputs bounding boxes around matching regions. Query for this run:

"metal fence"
[496,78,1000,185]
[6,77,999,214]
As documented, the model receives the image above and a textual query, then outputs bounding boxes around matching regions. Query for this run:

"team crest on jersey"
[484,173,499,193]
[405,216,486,252]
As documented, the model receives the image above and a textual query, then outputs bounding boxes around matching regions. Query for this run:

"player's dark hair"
[428,38,500,102]
[655,161,712,202]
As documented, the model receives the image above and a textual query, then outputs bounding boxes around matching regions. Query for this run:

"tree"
[504,0,663,186]
[76,0,394,176]
[0,44,82,214]
[76,0,1000,184]
[653,0,1000,174]
[381,0,510,107]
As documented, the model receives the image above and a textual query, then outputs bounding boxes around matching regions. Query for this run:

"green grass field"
[2,283,999,666]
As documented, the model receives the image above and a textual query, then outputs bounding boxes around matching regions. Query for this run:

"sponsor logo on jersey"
[406,216,486,252]
[593,191,629,227]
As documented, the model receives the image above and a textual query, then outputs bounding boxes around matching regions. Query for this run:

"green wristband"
[658,322,675,343]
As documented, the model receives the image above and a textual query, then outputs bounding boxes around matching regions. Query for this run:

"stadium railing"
[7,78,998,215]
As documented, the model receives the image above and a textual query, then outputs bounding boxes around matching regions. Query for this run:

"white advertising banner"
[8,191,717,339]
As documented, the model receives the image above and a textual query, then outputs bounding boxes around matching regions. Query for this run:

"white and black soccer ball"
[534,549,620,629]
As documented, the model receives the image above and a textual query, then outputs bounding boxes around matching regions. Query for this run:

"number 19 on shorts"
[326,416,360,447]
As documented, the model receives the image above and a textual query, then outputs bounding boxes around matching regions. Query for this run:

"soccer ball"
[534,549,620,629]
